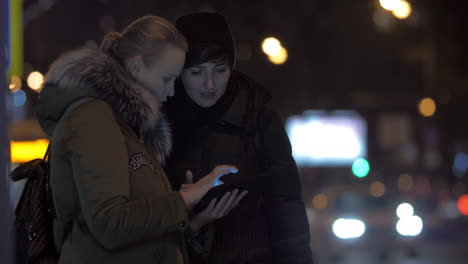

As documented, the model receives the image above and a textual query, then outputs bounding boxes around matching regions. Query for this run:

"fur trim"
[45,48,171,164]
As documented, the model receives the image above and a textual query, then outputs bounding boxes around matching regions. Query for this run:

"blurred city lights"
[457,195,468,215]
[262,37,282,56]
[396,203,414,219]
[10,139,49,163]
[9,75,22,93]
[379,0,402,11]
[398,173,414,192]
[27,71,44,91]
[352,158,370,178]
[370,181,386,197]
[396,202,423,236]
[312,193,328,209]
[268,46,288,65]
[332,218,366,239]
[392,0,412,19]
[286,113,367,166]
[13,89,27,107]
[453,152,468,178]
[418,97,436,117]
[396,215,423,236]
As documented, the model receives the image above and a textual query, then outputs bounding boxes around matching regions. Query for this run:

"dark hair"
[184,43,233,69]
[100,15,187,66]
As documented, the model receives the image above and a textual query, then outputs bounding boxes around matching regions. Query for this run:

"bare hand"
[179,165,238,210]
[180,170,194,190]
[190,189,248,233]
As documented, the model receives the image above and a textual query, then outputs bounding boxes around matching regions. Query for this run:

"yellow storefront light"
[10,139,49,163]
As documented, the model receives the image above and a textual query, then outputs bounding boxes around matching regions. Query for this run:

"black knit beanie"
[175,12,236,68]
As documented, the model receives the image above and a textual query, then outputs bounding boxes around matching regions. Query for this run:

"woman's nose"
[205,79,215,89]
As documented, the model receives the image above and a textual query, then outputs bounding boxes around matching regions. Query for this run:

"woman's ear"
[127,56,144,79]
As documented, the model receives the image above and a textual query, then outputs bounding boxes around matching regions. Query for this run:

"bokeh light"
[379,0,402,11]
[453,152,468,178]
[370,181,386,197]
[262,37,282,56]
[352,158,370,178]
[396,203,414,219]
[9,75,22,93]
[392,0,412,19]
[457,195,468,215]
[13,89,27,107]
[398,173,414,192]
[418,97,436,117]
[287,114,366,166]
[10,139,50,163]
[268,46,288,65]
[312,193,328,209]
[27,71,45,91]
[332,218,366,239]
[396,215,423,236]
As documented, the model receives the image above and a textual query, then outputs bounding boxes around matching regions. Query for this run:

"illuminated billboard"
[286,110,367,166]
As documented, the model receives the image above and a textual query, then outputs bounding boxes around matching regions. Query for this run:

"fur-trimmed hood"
[37,48,171,163]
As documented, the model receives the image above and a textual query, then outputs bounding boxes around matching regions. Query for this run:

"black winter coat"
[164,71,313,264]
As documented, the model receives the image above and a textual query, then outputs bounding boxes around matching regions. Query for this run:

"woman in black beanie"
[164,12,313,264]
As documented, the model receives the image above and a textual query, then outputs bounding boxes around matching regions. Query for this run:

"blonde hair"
[100,15,187,66]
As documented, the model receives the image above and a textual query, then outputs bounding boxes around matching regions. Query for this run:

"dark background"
[9,0,468,263]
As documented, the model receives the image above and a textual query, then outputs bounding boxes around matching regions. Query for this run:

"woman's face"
[181,61,231,108]
[137,45,186,103]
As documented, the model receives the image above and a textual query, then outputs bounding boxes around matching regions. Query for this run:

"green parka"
[37,48,190,264]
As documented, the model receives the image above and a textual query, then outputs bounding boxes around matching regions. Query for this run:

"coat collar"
[38,48,171,164]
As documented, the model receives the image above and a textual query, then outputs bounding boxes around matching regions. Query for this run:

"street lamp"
[268,47,288,65]
[379,0,412,19]
[262,37,282,56]
[379,0,402,11]
[393,0,412,19]
[27,71,44,92]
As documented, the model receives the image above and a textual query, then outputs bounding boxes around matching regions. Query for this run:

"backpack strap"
[43,144,50,161]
